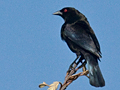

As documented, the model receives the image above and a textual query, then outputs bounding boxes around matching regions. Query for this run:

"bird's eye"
[64,9,68,12]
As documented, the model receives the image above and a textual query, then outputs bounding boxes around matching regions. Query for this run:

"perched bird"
[53,7,105,87]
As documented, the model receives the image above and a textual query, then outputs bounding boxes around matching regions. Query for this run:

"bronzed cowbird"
[53,7,105,87]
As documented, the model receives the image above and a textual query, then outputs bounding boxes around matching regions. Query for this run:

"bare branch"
[59,61,89,90]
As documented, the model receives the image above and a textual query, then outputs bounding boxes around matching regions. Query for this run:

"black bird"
[53,7,105,87]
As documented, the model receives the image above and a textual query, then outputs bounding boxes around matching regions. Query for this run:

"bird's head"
[53,7,83,23]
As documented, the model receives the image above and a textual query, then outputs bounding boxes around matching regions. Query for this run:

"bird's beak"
[53,11,62,15]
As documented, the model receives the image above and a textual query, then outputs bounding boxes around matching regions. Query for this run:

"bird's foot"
[67,61,76,73]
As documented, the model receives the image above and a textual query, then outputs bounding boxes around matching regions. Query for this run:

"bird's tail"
[85,54,105,87]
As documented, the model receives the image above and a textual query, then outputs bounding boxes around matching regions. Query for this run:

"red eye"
[64,9,68,12]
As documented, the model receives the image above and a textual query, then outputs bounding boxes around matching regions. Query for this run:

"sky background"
[0,0,120,90]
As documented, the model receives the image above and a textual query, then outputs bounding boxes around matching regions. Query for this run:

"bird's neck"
[65,15,80,24]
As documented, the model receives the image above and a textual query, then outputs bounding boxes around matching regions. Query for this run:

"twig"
[59,61,89,90]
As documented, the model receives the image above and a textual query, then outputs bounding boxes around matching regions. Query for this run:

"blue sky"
[0,0,120,90]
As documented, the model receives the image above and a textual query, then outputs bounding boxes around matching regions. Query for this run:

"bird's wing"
[76,20,101,52]
[63,21,101,57]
